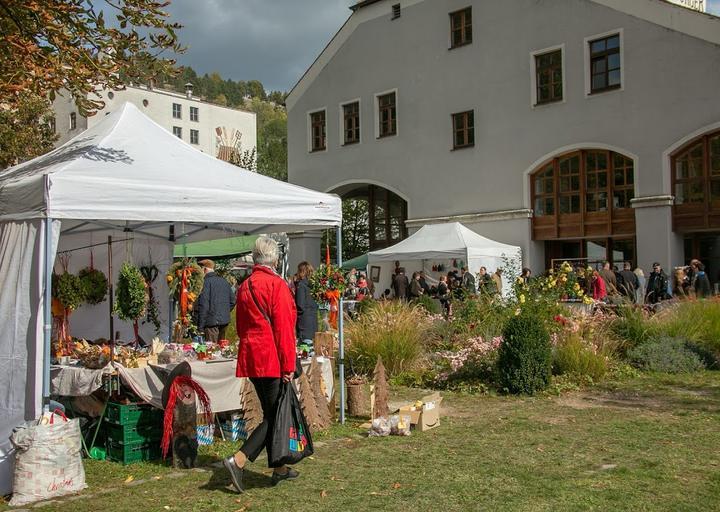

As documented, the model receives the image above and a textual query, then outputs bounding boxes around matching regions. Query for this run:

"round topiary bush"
[499,312,552,394]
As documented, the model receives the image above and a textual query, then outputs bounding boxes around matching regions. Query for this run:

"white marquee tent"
[0,102,343,494]
[368,222,522,295]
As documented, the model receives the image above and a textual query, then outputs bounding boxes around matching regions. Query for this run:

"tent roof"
[0,102,340,238]
[368,222,520,262]
[341,252,368,271]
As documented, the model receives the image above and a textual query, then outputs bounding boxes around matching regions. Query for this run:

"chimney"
[185,82,193,99]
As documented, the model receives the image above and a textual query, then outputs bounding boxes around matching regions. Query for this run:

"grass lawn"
[3,372,719,512]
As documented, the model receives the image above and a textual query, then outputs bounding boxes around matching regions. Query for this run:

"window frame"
[190,106,199,122]
[339,99,361,146]
[69,112,77,131]
[451,110,475,150]
[374,89,398,139]
[308,108,327,153]
[672,130,720,227]
[449,7,472,49]
[584,29,624,97]
[190,129,199,145]
[530,44,565,108]
[172,126,182,139]
[172,102,182,119]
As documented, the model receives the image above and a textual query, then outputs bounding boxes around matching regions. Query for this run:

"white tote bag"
[9,410,87,506]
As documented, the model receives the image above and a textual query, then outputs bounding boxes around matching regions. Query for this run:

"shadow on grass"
[199,465,272,493]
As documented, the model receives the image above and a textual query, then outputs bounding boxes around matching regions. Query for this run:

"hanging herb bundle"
[140,264,161,334]
[115,262,148,341]
[78,267,108,305]
[52,272,84,312]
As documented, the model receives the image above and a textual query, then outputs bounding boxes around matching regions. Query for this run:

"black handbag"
[269,381,314,466]
[246,278,303,378]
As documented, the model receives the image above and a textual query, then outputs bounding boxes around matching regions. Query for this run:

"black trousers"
[240,377,282,467]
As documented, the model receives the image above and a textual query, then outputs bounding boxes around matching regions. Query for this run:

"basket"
[106,439,161,465]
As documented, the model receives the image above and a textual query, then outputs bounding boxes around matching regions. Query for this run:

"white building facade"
[52,85,256,160]
[287,0,720,287]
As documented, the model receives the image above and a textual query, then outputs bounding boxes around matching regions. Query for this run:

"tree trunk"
[346,383,369,417]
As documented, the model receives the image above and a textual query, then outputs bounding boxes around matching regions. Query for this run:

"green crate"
[105,421,162,445]
[106,439,161,465]
[105,402,163,426]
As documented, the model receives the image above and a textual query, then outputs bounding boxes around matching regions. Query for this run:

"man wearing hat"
[195,259,236,342]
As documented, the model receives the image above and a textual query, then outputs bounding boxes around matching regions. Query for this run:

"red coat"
[592,276,608,300]
[235,265,297,378]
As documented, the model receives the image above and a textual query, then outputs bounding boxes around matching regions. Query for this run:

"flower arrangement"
[309,263,347,302]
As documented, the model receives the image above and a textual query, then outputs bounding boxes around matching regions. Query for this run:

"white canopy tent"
[0,102,344,494]
[368,222,522,296]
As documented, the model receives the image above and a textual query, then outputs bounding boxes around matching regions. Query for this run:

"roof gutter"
[350,0,384,11]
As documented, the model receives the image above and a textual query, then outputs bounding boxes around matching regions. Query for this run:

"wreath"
[78,267,108,305]
[166,259,204,301]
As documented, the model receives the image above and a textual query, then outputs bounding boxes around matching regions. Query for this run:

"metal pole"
[42,218,54,410]
[336,226,345,424]
[108,236,114,342]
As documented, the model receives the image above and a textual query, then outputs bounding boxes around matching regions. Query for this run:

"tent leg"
[336,226,345,424]
[42,217,54,410]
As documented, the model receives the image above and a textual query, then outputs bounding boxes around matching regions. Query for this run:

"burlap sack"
[9,413,87,506]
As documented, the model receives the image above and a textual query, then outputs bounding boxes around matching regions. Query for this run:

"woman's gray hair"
[253,236,279,266]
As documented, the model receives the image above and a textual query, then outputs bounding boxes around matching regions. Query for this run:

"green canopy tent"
[341,252,368,271]
[174,235,259,259]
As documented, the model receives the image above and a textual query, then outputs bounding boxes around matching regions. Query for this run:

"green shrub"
[412,294,441,315]
[498,312,552,394]
[552,334,609,381]
[346,300,431,377]
[627,336,705,374]
[454,297,511,340]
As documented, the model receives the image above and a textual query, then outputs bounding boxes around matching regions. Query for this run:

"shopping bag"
[9,410,87,506]
[269,382,314,467]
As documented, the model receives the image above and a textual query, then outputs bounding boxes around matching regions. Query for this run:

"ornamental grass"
[345,300,431,377]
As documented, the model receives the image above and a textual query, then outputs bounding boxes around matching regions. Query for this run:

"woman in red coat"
[592,270,608,301]
[223,237,299,493]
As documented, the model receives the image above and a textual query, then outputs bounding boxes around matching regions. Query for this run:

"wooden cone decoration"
[309,357,332,429]
[240,379,263,435]
[297,372,323,433]
[372,356,390,419]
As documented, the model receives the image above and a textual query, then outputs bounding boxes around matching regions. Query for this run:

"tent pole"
[336,226,345,424]
[42,217,54,410]
[108,236,114,342]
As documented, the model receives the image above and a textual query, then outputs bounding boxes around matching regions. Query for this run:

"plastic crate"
[105,402,163,426]
[106,439,161,465]
[105,421,162,445]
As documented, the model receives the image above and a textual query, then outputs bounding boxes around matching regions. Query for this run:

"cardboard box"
[398,392,443,432]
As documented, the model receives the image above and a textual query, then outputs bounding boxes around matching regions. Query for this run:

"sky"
[160,0,720,93]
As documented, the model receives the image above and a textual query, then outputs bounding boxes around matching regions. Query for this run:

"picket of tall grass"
[658,300,720,358]
[345,300,431,377]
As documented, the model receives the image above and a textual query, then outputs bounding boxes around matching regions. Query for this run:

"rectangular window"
[589,34,621,94]
[310,110,326,151]
[173,126,182,138]
[535,50,563,105]
[378,92,397,138]
[172,103,182,119]
[449,7,472,49]
[190,106,199,122]
[69,112,77,130]
[343,102,360,145]
[49,116,56,134]
[190,129,199,145]
[392,3,401,19]
[585,151,609,212]
[558,154,581,214]
[451,110,474,149]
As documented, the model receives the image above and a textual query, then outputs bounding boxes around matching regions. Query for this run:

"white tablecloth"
[51,357,335,413]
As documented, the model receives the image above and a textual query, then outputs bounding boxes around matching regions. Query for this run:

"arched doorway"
[530,148,636,267]
[672,129,720,290]
[326,183,408,261]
